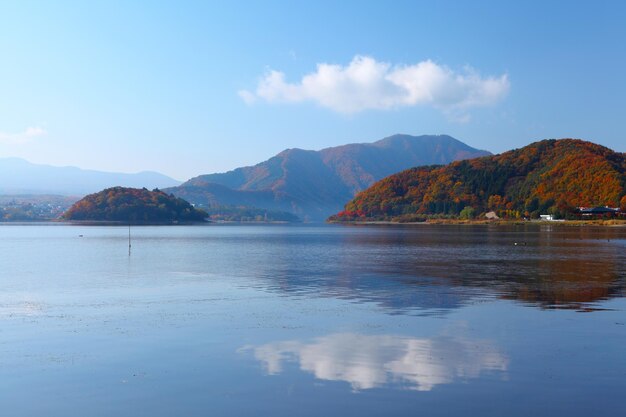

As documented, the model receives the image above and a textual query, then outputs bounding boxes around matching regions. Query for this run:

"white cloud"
[237,89,257,105]
[24,127,47,137]
[242,331,508,392]
[0,126,47,144]
[239,55,510,118]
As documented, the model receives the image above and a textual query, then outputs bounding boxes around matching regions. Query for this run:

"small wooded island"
[62,186,207,224]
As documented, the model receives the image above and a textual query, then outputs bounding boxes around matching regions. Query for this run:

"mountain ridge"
[169,134,490,220]
[0,157,181,195]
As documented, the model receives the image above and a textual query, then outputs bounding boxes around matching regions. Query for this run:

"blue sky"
[0,1,624,180]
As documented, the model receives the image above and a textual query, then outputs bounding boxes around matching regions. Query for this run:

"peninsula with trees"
[329,139,626,223]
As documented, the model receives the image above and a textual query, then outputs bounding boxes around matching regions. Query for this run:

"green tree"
[459,206,475,219]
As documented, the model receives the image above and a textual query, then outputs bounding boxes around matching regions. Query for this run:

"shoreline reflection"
[246,226,626,313]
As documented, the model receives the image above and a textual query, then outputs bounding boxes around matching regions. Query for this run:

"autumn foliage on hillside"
[330,139,626,221]
[63,187,207,223]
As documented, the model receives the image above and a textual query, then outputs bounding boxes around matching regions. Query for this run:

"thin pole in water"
[128,224,131,256]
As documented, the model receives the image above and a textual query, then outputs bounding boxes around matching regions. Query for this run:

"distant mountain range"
[0,157,181,195]
[168,134,490,220]
[331,139,626,221]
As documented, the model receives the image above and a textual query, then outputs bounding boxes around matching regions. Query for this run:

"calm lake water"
[1,223,625,416]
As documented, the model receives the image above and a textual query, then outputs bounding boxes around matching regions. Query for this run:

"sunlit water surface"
[1,224,625,416]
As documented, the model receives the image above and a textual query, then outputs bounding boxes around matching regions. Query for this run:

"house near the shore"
[485,211,499,220]
[539,214,555,221]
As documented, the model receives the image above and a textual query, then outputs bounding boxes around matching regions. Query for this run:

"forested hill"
[330,139,626,221]
[62,187,207,223]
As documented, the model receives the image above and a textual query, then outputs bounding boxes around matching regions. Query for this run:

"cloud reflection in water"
[244,331,508,391]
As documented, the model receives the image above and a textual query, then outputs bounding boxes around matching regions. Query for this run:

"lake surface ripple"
[1,224,624,416]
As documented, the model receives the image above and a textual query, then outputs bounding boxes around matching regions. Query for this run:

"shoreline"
[2,219,625,227]
[328,219,626,227]
[55,219,210,226]
[0,219,297,226]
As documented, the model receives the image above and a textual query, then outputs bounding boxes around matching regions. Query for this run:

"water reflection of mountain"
[245,225,626,313]
[242,331,508,392]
